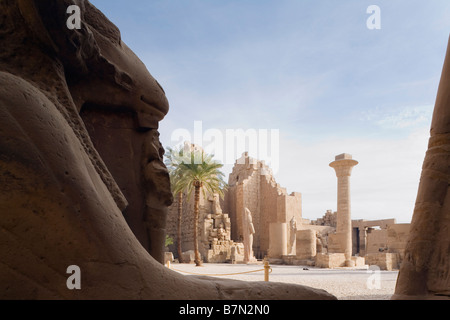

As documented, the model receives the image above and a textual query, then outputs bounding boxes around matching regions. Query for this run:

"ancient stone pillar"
[330,154,358,267]
[268,222,287,258]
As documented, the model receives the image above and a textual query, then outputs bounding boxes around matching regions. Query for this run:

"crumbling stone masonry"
[224,153,302,259]
[166,190,245,263]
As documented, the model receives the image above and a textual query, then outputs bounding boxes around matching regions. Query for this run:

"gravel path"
[169,262,398,300]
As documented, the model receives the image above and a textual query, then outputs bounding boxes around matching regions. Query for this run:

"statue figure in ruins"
[243,207,256,263]
[0,0,336,300]
[316,232,324,254]
[217,223,226,241]
[211,193,223,215]
[289,216,297,255]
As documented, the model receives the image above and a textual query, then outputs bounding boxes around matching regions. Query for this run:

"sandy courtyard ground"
[169,262,398,300]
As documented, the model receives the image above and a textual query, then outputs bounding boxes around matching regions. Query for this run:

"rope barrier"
[167,261,273,281]
[169,267,268,277]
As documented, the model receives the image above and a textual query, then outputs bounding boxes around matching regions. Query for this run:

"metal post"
[264,260,270,282]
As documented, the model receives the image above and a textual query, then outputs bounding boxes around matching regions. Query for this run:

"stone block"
[315,253,346,268]
[181,250,202,264]
[281,255,297,265]
[268,258,284,265]
[365,253,399,270]
[296,229,317,260]
[230,243,245,264]
[352,256,366,267]
[327,233,345,253]
[206,249,227,263]
[335,153,353,160]
[268,223,287,258]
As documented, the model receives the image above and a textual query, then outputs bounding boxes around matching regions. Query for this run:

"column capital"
[329,154,358,177]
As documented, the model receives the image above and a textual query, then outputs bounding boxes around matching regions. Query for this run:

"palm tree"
[171,146,227,266]
[165,146,186,263]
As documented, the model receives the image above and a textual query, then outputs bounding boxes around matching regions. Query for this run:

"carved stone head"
[17,0,168,129]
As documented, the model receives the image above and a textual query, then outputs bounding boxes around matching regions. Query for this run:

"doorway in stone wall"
[352,227,360,256]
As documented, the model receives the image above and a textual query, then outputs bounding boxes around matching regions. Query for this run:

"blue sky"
[91,0,450,223]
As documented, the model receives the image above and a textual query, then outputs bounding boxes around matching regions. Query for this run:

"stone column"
[330,154,358,267]
[268,223,287,258]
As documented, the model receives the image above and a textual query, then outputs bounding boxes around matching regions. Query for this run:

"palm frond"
[164,146,228,199]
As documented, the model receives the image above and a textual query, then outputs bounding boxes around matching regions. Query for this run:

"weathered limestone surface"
[393,38,450,300]
[225,153,302,258]
[315,253,346,269]
[386,224,410,261]
[0,0,335,300]
[268,223,288,258]
[166,172,244,263]
[366,253,399,271]
[296,230,317,260]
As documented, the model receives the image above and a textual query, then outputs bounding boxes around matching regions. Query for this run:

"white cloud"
[361,105,434,129]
